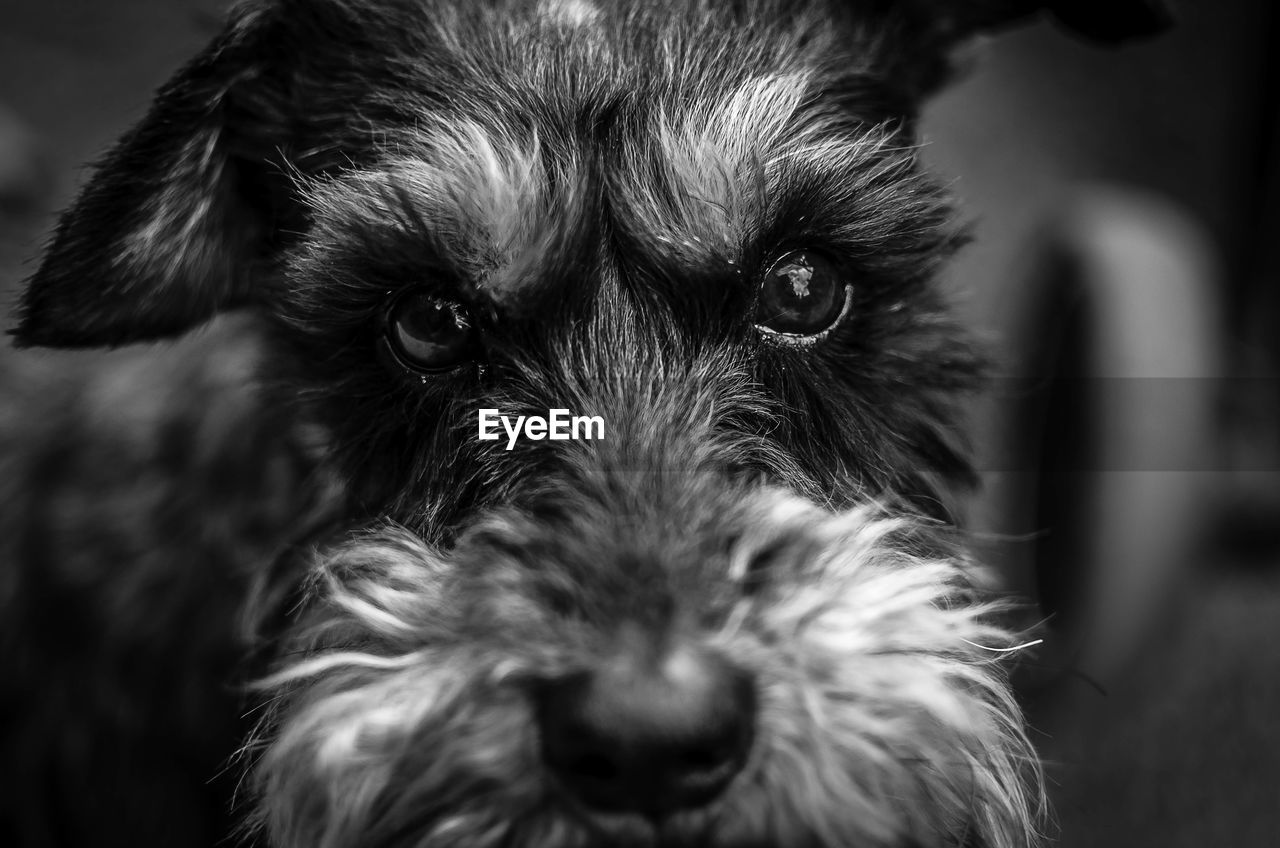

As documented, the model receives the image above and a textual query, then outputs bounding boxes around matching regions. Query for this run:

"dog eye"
[383,290,479,373]
[753,251,851,341]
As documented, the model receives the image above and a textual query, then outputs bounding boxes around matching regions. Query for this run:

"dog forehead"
[286,0,909,311]
[324,0,854,121]
[311,70,834,305]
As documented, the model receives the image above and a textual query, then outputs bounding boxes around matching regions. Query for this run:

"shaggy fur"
[4,0,1169,846]
[254,499,1037,848]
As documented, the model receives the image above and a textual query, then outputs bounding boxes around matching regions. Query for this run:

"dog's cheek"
[716,505,1040,847]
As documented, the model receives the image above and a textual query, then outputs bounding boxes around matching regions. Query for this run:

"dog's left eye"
[753,251,850,341]
[382,290,479,373]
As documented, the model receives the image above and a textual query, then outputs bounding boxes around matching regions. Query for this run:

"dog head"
[15,1,1167,846]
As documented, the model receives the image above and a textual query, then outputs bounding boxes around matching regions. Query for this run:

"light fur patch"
[539,0,600,28]
[249,497,1044,848]
[626,71,905,263]
[116,125,228,279]
[305,118,571,291]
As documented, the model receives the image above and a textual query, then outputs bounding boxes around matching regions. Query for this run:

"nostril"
[536,647,755,815]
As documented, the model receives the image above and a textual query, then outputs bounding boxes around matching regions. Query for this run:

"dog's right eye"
[753,250,851,344]
[381,290,480,375]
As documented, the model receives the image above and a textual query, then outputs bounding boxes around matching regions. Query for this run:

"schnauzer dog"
[3,1,1169,846]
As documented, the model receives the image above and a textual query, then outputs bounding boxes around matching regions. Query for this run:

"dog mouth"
[553,807,781,848]
[248,496,1041,848]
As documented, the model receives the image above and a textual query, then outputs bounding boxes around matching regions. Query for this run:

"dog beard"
[250,486,1040,848]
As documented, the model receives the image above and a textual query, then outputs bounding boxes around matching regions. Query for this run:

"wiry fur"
[3,0,1169,845]
[252,499,1039,848]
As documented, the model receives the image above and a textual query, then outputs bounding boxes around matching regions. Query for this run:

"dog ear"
[14,4,310,348]
[940,0,1175,43]
[873,0,1173,106]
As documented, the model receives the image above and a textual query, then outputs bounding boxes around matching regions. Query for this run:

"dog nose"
[537,645,755,815]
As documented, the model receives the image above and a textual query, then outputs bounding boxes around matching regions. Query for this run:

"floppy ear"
[943,0,1174,43]
[878,0,1173,101]
[12,1,356,349]
[14,4,277,348]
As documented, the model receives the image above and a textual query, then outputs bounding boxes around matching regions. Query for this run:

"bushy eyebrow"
[296,75,952,300]
[303,120,551,258]
[297,118,593,303]
[609,72,952,274]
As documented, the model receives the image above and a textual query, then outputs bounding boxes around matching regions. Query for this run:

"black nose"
[537,644,755,816]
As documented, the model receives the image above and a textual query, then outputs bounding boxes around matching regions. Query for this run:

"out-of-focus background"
[0,0,1277,845]
[916,1,1274,848]
[926,2,1280,845]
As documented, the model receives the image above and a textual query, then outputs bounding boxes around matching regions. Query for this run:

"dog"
[2,1,1170,846]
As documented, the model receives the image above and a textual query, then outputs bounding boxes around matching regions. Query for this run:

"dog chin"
[248,494,1042,848]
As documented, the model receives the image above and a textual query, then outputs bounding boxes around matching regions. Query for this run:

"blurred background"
[0,0,1277,845]
[925,2,1280,845]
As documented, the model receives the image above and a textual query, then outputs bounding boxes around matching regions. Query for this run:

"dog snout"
[537,640,755,816]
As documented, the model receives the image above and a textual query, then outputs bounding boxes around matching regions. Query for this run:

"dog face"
[15,1,1167,846]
